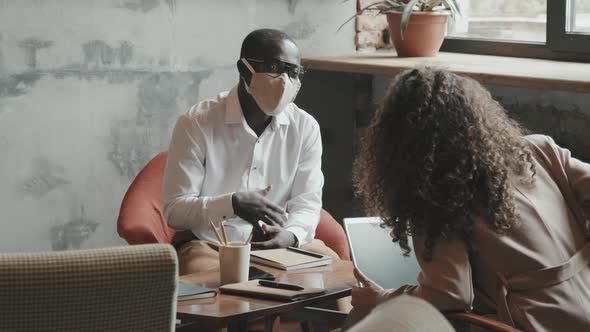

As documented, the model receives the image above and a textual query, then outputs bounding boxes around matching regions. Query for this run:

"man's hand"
[350,268,385,312]
[232,185,287,234]
[251,223,297,249]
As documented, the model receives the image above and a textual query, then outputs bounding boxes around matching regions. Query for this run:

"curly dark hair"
[353,68,535,260]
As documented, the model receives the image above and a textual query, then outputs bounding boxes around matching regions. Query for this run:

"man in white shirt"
[162,29,338,275]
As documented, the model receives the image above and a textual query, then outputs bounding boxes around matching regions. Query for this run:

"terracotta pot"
[386,11,449,57]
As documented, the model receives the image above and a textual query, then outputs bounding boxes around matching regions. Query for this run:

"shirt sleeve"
[162,114,234,233]
[378,235,474,312]
[284,119,324,246]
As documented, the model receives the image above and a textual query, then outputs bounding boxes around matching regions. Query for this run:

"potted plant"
[344,0,461,57]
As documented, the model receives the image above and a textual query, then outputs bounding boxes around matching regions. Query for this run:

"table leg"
[264,315,280,332]
[227,320,248,332]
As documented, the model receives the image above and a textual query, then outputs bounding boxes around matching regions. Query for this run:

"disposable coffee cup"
[219,242,251,285]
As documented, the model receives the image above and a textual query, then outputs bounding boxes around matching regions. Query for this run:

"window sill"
[302,51,590,93]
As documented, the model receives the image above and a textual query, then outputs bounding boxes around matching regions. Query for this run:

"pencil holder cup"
[219,242,251,285]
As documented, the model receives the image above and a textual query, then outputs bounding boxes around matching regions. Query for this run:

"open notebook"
[220,280,326,301]
[250,248,332,270]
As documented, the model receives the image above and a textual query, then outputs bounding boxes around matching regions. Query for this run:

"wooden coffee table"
[177,260,355,332]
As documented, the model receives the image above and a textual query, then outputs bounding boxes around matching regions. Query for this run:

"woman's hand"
[350,268,385,312]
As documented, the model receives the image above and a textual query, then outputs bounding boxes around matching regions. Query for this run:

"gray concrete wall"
[374,76,590,162]
[0,0,355,252]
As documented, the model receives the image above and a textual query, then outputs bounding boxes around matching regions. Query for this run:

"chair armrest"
[445,312,522,332]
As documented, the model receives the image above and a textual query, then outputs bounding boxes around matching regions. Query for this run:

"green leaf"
[423,0,442,11]
[385,0,405,6]
[338,12,358,32]
[442,0,461,19]
[400,0,419,39]
[359,1,390,11]
[380,6,405,13]
[380,1,406,12]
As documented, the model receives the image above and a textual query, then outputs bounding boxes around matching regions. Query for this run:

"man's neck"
[237,82,272,137]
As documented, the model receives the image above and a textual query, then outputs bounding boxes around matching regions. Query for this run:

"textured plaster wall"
[0,0,355,252]
[374,76,590,162]
[487,85,590,162]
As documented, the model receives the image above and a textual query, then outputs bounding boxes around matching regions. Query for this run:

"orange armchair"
[117,151,174,245]
[445,312,522,332]
[316,209,350,260]
[117,151,350,260]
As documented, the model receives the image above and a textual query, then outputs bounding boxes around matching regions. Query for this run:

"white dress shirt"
[162,85,324,246]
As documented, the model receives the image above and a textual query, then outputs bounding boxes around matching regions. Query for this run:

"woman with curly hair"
[348,68,590,331]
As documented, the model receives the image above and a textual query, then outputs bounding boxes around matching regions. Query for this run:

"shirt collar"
[225,84,291,131]
[271,109,290,130]
[225,86,244,125]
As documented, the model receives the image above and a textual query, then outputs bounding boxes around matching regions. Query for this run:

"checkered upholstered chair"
[0,244,178,332]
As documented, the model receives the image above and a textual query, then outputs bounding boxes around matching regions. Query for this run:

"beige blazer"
[380,135,590,332]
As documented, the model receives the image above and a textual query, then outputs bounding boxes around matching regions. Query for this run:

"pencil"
[245,231,253,245]
[220,220,229,246]
[209,220,224,246]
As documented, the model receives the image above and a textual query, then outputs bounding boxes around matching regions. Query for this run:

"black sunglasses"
[245,58,305,80]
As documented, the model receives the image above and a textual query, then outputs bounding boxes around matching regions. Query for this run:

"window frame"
[547,0,590,53]
[440,1,590,62]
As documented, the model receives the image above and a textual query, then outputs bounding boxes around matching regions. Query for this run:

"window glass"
[571,0,590,33]
[447,0,547,43]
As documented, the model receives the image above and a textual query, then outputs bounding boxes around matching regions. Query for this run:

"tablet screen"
[345,217,421,289]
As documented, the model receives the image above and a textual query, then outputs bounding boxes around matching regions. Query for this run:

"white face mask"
[241,58,301,116]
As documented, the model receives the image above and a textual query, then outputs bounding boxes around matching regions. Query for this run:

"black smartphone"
[248,266,275,281]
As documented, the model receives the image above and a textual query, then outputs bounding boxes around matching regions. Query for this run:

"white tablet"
[344,217,421,289]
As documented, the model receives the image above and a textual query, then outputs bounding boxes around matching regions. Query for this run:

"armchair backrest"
[0,244,178,332]
[317,209,351,260]
[117,151,175,244]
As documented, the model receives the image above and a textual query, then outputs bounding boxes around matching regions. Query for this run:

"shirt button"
[256,140,260,144]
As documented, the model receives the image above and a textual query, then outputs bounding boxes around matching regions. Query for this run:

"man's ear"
[237,59,252,85]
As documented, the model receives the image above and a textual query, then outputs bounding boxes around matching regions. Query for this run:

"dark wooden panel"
[295,70,357,222]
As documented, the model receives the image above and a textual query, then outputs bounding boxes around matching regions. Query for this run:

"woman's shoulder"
[523,134,556,149]
[523,134,563,162]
